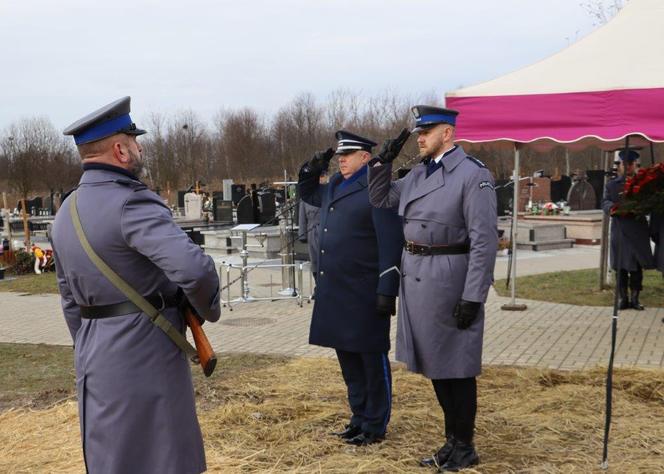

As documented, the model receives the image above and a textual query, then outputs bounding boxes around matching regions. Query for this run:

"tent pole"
[601,135,629,470]
[599,151,611,290]
[650,141,655,166]
[502,143,527,311]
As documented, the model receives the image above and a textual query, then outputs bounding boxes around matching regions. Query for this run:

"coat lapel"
[404,145,467,206]
[404,162,445,205]
[329,172,367,205]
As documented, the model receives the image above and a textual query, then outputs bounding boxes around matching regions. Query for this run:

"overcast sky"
[0,0,607,131]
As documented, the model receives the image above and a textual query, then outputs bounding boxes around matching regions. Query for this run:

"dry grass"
[1,357,663,473]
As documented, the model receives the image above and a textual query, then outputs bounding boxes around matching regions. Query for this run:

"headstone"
[213,198,233,223]
[236,195,255,224]
[567,180,597,211]
[231,184,246,205]
[550,175,572,202]
[177,190,187,208]
[585,170,605,209]
[184,192,202,219]
[494,179,512,216]
[257,192,276,224]
[222,179,234,201]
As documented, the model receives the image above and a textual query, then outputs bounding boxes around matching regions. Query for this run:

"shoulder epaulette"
[465,156,487,168]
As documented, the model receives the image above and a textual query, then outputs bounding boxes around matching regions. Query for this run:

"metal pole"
[599,151,611,290]
[601,135,629,469]
[502,144,527,311]
[240,231,250,301]
[650,141,656,166]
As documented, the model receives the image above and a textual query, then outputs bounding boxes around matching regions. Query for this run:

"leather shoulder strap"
[68,191,196,358]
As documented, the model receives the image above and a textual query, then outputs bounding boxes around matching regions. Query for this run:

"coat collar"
[328,170,367,204]
[441,145,467,173]
[79,163,143,185]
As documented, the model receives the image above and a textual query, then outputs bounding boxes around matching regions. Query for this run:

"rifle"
[184,307,217,377]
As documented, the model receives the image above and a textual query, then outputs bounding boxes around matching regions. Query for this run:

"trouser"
[618,264,643,292]
[335,349,392,435]
[431,377,477,445]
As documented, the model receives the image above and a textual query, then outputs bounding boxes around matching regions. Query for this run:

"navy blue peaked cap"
[334,130,377,155]
[618,149,639,162]
[63,96,146,145]
[411,105,459,132]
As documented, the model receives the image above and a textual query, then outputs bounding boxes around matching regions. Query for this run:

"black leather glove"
[376,294,397,318]
[453,299,481,330]
[376,128,411,164]
[307,148,334,175]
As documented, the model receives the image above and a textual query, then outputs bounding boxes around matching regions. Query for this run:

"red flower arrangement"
[615,162,664,216]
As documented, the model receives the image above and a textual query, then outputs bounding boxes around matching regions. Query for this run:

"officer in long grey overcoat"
[299,130,404,446]
[601,150,655,310]
[368,106,497,471]
[51,97,220,474]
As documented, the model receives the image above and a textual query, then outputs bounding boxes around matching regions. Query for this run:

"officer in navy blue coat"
[51,97,220,474]
[298,130,404,445]
[601,150,655,310]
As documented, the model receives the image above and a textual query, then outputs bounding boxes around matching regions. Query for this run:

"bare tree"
[580,0,625,26]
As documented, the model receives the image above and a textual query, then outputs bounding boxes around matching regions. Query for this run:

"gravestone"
[236,195,255,224]
[585,170,606,209]
[231,184,246,205]
[222,179,233,201]
[257,192,276,224]
[213,198,233,223]
[567,180,597,211]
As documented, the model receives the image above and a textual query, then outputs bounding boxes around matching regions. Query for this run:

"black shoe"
[630,290,645,310]
[439,441,479,472]
[331,424,362,439]
[420,437,456,468]
[345,431,384,446]
[619,298,630,310]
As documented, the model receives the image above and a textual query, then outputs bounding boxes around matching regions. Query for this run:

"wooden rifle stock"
[184,308,217,377]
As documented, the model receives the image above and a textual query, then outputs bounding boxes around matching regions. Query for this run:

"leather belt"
[80,292,182,319]
[404,241,470,256]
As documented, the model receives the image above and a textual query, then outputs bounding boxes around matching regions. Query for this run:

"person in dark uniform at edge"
[298,169,327,283]
[51,97,220,474]
[602,149,655,310]
[367,105,498,471]
[298,130,404,446]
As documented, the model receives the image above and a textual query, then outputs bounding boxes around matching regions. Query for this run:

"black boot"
[331,424,361,439]
[630,290,645,310]
[618,286,630,310]
[439,441,479,472]
[420,436,456,468]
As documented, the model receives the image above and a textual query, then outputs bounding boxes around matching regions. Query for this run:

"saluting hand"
[308,148,335,175]
[454,299,481,330]
[376,128,411,164]
[376,294,397,318]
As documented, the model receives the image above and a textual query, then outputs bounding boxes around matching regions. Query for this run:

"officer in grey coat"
[601,150,655,310]
[298,181,323,278]
[368,106,498,471]
[51,97,220,474]
[299,131,404,446]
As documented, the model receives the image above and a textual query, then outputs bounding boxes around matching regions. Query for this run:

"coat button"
[321,249,325,254]
[324,228,328,232]
[320,270,325,275]
[329,207,334,212]
[421,224,427,228]
[415,277,421,282]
